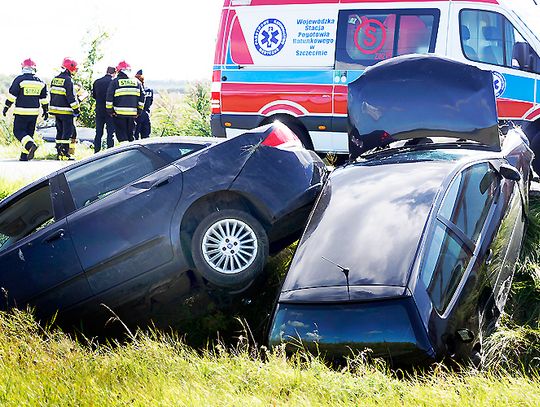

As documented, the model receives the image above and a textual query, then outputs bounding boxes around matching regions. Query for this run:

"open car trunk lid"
[347,54,500,159]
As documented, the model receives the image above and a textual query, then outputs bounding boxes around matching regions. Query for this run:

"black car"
[268,55,534,365]
[0,122,326,327]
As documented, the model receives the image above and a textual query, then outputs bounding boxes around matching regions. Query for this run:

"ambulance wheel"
[191,209,269,289]
[284,122,313,150]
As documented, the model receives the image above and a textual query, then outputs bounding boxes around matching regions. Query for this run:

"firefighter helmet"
[62,57,78,73]
[116,60,131,72]
[21,58,37,70]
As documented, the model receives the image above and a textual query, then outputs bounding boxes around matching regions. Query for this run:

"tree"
[178,81,212,137]
[75,31,109,128]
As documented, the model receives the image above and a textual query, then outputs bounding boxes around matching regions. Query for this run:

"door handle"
[150,176,172,189]
[42,229,65,244]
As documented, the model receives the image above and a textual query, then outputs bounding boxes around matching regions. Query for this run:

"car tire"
[191,209,269,289]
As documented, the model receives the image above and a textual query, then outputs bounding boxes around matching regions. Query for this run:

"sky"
[1,0,540,81]
[0,0,224,81]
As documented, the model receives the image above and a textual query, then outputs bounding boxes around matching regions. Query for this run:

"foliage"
[151,81,211,138]
[75,31,110,128]
[151,91,184,137]
[0,116,14,145]
[179,81,212,137]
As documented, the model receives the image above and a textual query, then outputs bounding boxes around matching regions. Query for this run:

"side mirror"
[499,164,521,182]
[512,42,535,72]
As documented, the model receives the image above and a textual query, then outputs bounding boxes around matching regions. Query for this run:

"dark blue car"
[0,123,326,326]
[268,55,533,365]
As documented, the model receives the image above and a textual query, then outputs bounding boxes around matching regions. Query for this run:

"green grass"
[0,167,539,404]
[0,310,538,406]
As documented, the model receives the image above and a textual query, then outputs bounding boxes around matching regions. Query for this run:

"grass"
[0,159,539,404]
[0,138,93,161]
[0,310,538,406]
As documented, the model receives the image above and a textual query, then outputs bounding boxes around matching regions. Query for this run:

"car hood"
[280,159,456,301]
[348,54,500,158]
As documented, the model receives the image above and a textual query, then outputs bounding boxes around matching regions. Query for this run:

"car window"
[421,223,472,312]
[0,182,55,251]
[65,149,160,210]
[460,9,537,70]
[335,9,439,69]
[144,143,206,164]
[439,163,498,243]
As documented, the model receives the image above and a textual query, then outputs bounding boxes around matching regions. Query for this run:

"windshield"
[508,0,540,44]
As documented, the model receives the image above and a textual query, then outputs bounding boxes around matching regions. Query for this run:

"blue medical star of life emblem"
[492,71,506,98]
[254,18,287,56]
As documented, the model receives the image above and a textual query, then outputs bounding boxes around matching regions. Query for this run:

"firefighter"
[2,58,48,161]
[49,57,80,160]
[134,69,153,139]
[106,61,144,143]
[92,66,116,152]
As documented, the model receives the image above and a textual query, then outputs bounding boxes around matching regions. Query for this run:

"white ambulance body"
[211,0,540,153]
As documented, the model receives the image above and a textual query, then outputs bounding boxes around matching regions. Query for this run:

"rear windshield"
[336,9,440,69]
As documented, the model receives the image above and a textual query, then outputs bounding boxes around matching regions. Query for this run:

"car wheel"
[191,209,269,289]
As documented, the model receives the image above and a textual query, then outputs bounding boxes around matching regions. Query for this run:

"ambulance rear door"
[332,3,449,153]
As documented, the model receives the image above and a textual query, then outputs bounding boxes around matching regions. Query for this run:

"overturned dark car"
[268,55,533,365]
[0,122,326,328]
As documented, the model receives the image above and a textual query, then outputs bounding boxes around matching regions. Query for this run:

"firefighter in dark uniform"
[2,58,48,161]
[134,69,153,139]
[92,66,116,153]
[49,57,80,160]
[106,61,144,142]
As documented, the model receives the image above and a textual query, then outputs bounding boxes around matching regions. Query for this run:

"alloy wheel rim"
[202,218,258,275]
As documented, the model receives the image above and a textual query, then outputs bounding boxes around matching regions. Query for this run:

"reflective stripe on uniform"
[70,101,80,109]
[20,80,45,90]
[49,105,73,114]
[114,88,140,97]
[56,139,70,144]
[138,102,145,109]
[13,107,40,115]
[50,86,67,95]
[113,107,138,115]
[21,135,34,147]
[106,102,113,108]
[6,93,16,103]
[40,98,48,105]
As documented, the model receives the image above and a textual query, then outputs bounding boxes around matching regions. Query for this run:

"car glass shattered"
[347,55,500,159]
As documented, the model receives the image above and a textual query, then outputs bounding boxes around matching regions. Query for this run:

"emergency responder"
[106,61,144,142]
[2,58,48,161]
[134,69,153,139]
[49,57,80,160]
[92,66,116,152]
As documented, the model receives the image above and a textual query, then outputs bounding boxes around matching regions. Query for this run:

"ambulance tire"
[284,122,313,150]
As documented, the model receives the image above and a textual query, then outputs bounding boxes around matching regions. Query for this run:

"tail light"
[211,70,221,114]
[262,122,303,149]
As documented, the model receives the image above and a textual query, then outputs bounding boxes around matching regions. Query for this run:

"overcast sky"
[0,0,224,80]
[1,0,539,81]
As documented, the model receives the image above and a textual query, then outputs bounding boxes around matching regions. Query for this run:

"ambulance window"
[460,9,538,71]
[335,9,439,69]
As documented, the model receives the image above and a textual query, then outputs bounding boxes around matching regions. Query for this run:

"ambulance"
[211,0,540,153]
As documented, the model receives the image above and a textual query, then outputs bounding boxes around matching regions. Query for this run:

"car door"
[415,161,502,357]
[63,147,183,305]
[0,177,91,317]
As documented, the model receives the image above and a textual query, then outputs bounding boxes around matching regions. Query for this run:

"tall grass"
[0,309,538,406]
